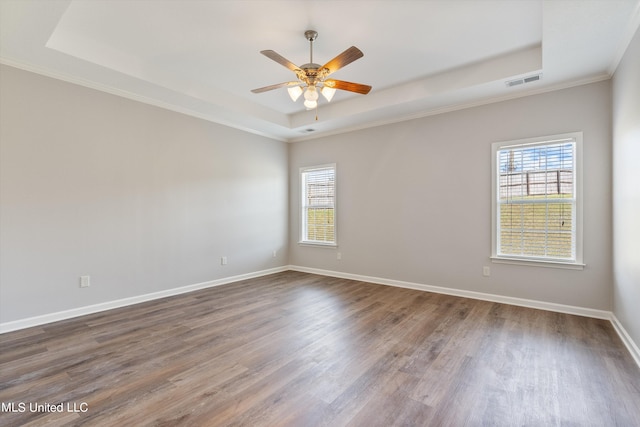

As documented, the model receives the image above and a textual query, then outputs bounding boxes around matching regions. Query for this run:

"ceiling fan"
[251,30,372,110]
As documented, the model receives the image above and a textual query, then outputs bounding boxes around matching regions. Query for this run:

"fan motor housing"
[298,63,327,85]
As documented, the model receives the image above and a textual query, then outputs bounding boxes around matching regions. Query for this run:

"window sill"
[490,256,585,270]
[298,241,337,248]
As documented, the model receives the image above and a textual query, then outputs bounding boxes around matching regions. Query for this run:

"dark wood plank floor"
[1,271,639,426]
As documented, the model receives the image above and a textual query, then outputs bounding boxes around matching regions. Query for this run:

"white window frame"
[491,132,584,269]
[299,164,337,247]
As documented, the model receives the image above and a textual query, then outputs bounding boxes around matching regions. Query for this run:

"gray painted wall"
[0,65,289,324]
[0,62,621,327]
[612,28,640,348]
[289,81,613,310]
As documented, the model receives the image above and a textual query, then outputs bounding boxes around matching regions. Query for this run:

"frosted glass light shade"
[321,87,336,102]
[304,86,319,101]
[304,99,317,109]
[288,86,303,101]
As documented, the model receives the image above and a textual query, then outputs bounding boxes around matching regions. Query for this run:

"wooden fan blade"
[324,79,371,94]
[260,50,300,72]
[321,46,364,75]
[251,82,301,93]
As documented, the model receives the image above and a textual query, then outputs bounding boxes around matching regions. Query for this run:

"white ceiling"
[1,0,639,142]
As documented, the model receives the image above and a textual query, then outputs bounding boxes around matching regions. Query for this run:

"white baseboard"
[289,265,640,370]
[0,266,288,334]
[610,313,640,369]
[2,264,638,371]
[289,265,612,319]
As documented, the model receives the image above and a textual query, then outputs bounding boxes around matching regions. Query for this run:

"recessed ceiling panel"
[1,0,638,141]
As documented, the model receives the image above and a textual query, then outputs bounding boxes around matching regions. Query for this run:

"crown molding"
[289,73,611,143]
[0,57,288,142]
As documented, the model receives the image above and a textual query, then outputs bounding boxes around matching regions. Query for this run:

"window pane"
[500,203,573,258]
[301,165,336,244]
[497,141,576,261]
[306,207,334,242]
[499,144,574,200]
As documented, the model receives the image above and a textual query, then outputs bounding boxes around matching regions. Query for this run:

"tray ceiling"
[1,0,638,141]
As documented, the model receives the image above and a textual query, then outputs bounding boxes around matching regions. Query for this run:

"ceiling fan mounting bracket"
[304,30,318,42]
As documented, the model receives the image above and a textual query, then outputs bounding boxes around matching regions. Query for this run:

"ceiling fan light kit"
[287,86,303,101]
[251,30,371,112]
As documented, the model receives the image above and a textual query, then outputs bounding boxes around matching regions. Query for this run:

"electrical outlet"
[272,250,277,258]
[221,256,227,265]
[483,266,491,277]
[80,275,90,288]
[337,252,342,260]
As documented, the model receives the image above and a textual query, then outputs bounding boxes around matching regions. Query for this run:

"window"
[491,132,583,269]
[300,164,336,246]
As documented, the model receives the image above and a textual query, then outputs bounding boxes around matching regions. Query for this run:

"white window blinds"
[300,165,336,245]
[493,134,582,265]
